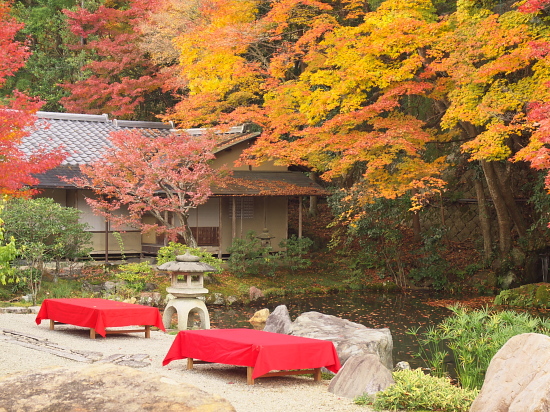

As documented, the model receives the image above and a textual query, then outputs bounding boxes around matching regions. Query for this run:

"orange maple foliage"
[152,0,550,235]
[158,0,447,218]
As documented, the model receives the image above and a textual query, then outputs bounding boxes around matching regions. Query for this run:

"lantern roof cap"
[257,228,275,240]
[157,251,217,273]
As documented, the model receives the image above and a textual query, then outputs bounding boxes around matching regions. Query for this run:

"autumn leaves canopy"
[3,0,550,232]
[92,0,550,213]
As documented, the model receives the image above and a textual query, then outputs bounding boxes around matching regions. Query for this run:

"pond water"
[207,290,457,370]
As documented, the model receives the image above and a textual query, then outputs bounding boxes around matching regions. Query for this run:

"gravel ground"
[0,312,373,412]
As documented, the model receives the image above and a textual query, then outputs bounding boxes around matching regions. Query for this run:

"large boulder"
[470,333,550,412]
[263,305,293,334]
[0,364,235,412]
[328,354,395,398]
[290,311,393,370]
[249,308,270,324]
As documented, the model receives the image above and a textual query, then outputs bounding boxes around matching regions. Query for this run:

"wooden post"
[218,198,222,258]
[298,197,303,238]
[187,358,194,370]
[232,198,236,239]
[196,206,200,245]
[104,219,109,264]
[313,368,321,381]
[247,367,254,385]
[240,198,244,238]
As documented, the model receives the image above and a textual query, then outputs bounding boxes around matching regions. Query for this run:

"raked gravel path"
[0,311,374,412]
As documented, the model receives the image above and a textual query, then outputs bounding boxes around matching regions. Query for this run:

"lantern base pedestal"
[163,297,211,331]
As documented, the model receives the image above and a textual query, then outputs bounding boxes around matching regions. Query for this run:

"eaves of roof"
[213,132,260,154]
[35,168,329,197]
[212,171,330,197]
[33,166,81,188]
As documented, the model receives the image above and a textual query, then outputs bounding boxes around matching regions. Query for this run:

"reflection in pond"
[208,291,455,369]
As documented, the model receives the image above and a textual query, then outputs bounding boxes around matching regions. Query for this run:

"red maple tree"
[0,1,64,197]
[68,129,223,247]
[60,0,170,120]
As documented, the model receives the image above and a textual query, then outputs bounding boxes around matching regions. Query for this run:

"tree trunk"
[308,173,320,217]
[153,210,198,248]
[411,189,421,242]
[412,212,421,242]
[177,214,197,248]
[481,160,512,255]
[178,228,197,248]
[309,195,318,217]
[492,161,527,238]
[473,170,493,262]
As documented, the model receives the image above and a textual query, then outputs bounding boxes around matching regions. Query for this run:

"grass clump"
[408,305,550,390]
[355,369,478,411]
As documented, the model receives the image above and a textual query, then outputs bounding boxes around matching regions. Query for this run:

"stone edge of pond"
[0,306,40,314]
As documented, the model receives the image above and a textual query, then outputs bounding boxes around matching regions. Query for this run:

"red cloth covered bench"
[36,298,165,338]
[163,328,341,384]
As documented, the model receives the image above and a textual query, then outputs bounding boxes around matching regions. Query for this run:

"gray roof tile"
[21,112,174,165]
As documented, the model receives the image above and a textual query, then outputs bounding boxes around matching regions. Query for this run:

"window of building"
[228,197,254,219]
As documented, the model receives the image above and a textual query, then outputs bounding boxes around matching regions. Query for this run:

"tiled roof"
[20,112,174,166]
[26,112,329,196]
[22,112,259,165]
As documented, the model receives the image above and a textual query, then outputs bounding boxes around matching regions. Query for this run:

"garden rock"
[104,281,117,291]
[207,293,226,305]
[249,308,270,324]
[249,286,264,301]
[393,361,410,371]
[21,294,33,302]
[328,354,395,398]
[470,333,550,412]
[226,296,238,305]
[82,282,104,293]
[139,291,162,306]
[290,311,393,370]
[0,363,236,412]
[264,304,293,334]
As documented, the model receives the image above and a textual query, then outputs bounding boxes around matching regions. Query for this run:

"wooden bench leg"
[187,358,194,370]
[313,368,321,381]
[247,367,255,385]
[145,325,150,338]
[49,320,55,330]
[90,328,96,339]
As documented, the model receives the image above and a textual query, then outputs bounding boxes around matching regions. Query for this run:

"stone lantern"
[157,251,216,330]
[257,228,275,248]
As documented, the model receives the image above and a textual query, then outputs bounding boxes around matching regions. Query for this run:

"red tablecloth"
[35,298,165,337]
[162,328,341,379]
